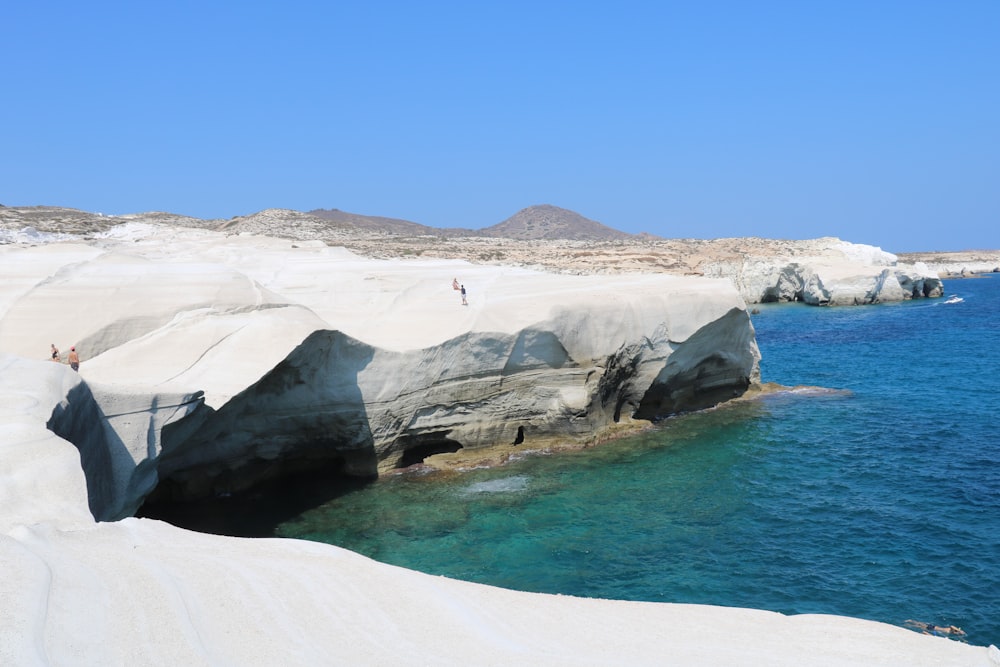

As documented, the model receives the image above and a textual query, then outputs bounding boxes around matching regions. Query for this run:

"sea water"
[276,275,1000,645]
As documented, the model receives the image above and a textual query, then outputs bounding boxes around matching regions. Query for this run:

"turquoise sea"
[276,275,1000,646]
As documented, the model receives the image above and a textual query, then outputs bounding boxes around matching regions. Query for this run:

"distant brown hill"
[309,204,637,241]
[307,208,440,236]
[480,205,633,241]
[1,203,640,243]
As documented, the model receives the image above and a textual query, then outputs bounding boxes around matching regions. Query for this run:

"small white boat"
[944,295,964,304]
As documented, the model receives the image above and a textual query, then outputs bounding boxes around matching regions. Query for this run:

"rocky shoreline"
[414,381,838,471]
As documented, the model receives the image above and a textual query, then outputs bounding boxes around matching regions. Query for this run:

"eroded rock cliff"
[3,223,759,517]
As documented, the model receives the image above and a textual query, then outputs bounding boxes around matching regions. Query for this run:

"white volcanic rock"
[0,207,953,307]
[920,261,1000,277]
[897,250,1000,278]
[0,225,994,665]
[1,355,995,666]
[701,239,943,305]
[2,224,761,511]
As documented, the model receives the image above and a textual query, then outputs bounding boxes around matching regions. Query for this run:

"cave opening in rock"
[760,288,780,303]
[634,355,753,421]
[396,434,464,468]
[137,455,375,538]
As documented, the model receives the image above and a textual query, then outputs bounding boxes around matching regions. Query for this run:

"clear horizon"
[3,2,997,253]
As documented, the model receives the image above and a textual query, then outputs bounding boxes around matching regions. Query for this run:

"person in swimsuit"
[904,620,965,637]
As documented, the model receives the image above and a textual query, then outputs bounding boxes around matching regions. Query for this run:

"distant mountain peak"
[480,204,633,241]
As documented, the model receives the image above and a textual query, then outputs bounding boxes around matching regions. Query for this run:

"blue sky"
[3,1,997,252]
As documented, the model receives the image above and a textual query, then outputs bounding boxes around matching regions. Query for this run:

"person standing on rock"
[460,284,468,305]
[50,344,61,362]
[68,346,80,372]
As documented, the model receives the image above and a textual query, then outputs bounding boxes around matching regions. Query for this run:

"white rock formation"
[894,249,1000,278]
[919,261,1000,277]
[702,239,944,305]
[0,225,994,665]
[2,224,759,516]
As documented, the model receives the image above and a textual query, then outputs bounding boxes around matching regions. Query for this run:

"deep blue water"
[276,275,1000,646]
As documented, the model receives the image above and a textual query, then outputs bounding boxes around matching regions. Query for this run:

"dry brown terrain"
[3,204,997,278]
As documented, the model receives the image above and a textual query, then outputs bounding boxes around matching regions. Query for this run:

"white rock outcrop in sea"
[1,224,995,666]
[702,238,944,305]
